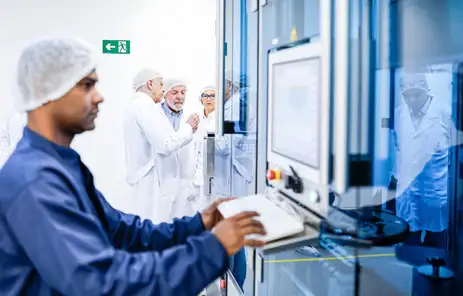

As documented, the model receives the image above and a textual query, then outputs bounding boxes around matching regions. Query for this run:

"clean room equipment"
[212,0,463,295]
[218,194,305,242]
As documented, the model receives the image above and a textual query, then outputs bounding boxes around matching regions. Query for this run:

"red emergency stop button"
[267,169,281,181]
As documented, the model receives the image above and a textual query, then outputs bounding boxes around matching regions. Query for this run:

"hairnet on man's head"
[132,68,162,91]
[16,37,97,112]
[400,73,429,94]
[163,78,188,98]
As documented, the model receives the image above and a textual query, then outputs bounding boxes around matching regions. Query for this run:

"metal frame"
[216,0,226,136]
[332,0,350,195]
[254,0,334,294]
[267,43,324,181]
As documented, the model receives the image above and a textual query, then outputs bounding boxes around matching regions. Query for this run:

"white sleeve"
[215,135,231,155]
[0,116,10,168]
[136,101,193,156]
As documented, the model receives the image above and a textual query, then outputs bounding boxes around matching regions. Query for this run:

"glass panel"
[214,0,258,295]
[372,0,463,251]
[347,0,463,294]
[257,1,358,296]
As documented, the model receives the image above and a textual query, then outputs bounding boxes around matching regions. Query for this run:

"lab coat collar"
[202,108,214,119]
[23,127,80,162]
[408,99,439,138]
[133,91,153,101]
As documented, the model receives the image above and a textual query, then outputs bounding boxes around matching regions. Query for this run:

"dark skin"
[27,70,266,255]
[27,70,103,146]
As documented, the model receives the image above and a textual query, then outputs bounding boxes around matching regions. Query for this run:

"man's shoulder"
[0,145,66,209]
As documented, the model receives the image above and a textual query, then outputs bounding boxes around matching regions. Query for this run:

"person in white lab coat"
[0,111,27,168]
[214,71,256,291]
[214,71,255,198]
[155,78,203,222]
[128,77,200,223]
[192,86,217,211]
[123,71,199,222]
[392,72,451,249]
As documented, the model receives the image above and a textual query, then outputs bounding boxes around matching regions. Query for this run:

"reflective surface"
[214,0,259,294]
[255,0,463,295]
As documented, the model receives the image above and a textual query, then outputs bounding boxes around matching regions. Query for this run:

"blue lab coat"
[0,127,228,296]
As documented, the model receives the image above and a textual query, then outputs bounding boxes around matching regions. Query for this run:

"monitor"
[267,40,331,213]
[271,57,320,169]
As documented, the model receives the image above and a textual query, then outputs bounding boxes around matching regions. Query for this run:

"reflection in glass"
[390,70,452,249]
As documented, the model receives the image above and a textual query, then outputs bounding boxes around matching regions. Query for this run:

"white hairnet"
[163,78,188,98]
[400,72,433,97]
[132,68,162,91]
[16,37,97,112]
[199,86,215,101]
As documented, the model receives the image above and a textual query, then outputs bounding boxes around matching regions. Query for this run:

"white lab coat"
[123,92,198,223]
[0,112,27,168]
[392,99,450,232]
[214,90,256,197]
[192,110,216,209]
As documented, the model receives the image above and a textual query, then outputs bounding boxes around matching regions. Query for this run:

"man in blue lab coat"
[0,37,266,296]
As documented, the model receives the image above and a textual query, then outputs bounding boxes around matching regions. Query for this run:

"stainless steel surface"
[251,0,258,12]
[227,271,244,296]
[215,0,225,136]
[332,0,349,194]
[203,134,215,196]
[254,3,265,294]
[259,224,320,255]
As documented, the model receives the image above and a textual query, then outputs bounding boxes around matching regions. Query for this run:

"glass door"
[253,1,359,296]
[347,0,463,294]
[215,0,259,294]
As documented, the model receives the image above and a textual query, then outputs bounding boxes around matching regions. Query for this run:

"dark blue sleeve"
[97,190,206,252]
[6,172,229,296]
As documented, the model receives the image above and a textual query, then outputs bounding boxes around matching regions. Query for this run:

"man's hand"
[186,114,200,133]
[213,211,266,256]
[200,197,234,231]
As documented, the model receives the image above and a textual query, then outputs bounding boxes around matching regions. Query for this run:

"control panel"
[267,164,321,206]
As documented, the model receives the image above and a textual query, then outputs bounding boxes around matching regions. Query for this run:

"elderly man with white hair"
[149,77,204,223]
[0,37,267,296]
[123,70,201,222]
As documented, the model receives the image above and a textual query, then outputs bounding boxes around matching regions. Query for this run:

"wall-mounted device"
[266,39,331,217]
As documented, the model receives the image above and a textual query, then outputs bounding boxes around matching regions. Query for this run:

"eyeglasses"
[202,94,215,100]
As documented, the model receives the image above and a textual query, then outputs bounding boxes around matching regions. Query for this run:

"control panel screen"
[271,57,320,168]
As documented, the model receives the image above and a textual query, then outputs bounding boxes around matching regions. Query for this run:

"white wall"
[0,0,216,210]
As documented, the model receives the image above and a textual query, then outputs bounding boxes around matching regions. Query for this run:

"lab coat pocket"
[158,178,179,198]
[155,178,179,222]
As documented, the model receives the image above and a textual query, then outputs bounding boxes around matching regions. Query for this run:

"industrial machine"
[210,0,463,295]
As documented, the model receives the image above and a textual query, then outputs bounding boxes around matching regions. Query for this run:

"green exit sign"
[102,40,131,54]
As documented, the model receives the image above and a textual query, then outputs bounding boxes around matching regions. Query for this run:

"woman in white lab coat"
[0,111,27,168]
[124,72,200,222]
[192,86,217,211]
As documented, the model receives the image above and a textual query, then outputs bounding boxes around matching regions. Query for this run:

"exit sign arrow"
[105,43,115,51]
[102,40,131,54]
